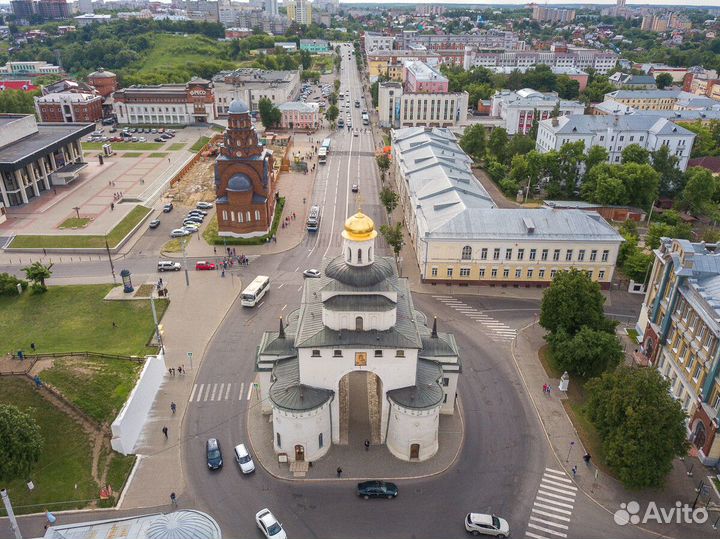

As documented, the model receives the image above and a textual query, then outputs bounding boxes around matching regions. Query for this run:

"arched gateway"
[255,210,461,462]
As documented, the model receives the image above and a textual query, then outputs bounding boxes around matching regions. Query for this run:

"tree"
[621,144,650,165]
[646,222,692,249]
[540,268,614,337]
[459,124,486,161]
[584,145,609,175]
[617,163,659,209]
[333,79,341,93]
[22,261,53,293]
[682,166,719,216]
[507,134,535,159]
[379,186,399,215]
[485,158,508,184]
[556,75,580,99]
[0,273,27,296]
[325,104,339,125]
[487,127,509,165]
[581,76,615,104]
[552,327,624,379]
[379,222,404,257]
[655,72,674,90]
[586,366,689,488]
[622,248,654,283]
[376,154,390,177]
[257,97,280,129]
[0,404,43,482]
[652,145,683,197]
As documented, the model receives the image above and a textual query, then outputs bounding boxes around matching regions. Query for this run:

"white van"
[234,443,255,474]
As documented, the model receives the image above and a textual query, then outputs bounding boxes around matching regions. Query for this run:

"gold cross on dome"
[356,193,364,213]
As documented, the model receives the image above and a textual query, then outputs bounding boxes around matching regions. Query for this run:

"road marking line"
[537,490,576,503]
[493,329,518,333]
[225,383,232,400]
[545,467,567,475]
[541,478,577,491]
[431,295,452,299]
[189,384,198,402]
[203,384,211,401]
[278,283,285,289]
[527,522,567,538]
[533,502,572,515]
[297,286,303,292]
[211,383,220,401]
[247,384,253,400]
[196,384,205,402]
[258,301,265,308]
[531,509,570,522]
[542,473,573,484]
[526,532,554,539]
[282,304,287,311]
[239,382,245,400]
[530,516,569,530]
[538,483,577,497]
[536,496,574,510]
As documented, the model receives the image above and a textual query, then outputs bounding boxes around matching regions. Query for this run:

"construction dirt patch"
[167,154,216,207]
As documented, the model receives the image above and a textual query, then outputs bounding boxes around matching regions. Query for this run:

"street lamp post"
[181,237,190,286]
[1,489,23,539]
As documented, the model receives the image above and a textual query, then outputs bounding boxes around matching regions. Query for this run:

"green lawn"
[41,356,143,424]
[167,142,186,150]
[203,198,285,245]
[9,206,151,249]
[149,152,168,158]
[0,377,97,516]
[190,136,211,153]
[626,328,640,343]
[59,217,91,229]
[0,284,168,356]
[83,142,163,151]
[119,152,143,158]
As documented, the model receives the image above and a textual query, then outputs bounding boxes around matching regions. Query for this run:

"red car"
[195,261,216,271]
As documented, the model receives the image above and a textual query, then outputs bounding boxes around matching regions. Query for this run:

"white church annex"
[256,211,461,462]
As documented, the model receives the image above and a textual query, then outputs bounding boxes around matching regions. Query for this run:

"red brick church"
[215,100,277,238]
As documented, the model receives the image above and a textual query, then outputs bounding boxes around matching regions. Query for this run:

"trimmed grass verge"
[9,206,151,249]
[167,143,186,150]
[83,142,164,151]
[119,152,143,158]
[162,239,183,253]
[202,197,285,245]
[0,284,168,356]
[190,136,211,153]
[41,356,143,424]
[149,152,168,158]
[0,377,96,516]
[59,217,91,229]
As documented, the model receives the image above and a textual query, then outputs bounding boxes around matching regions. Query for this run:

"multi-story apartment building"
[635,238,720,465]
[277,101,319,130]
[404,61,448,93]
[603,89,709,111]
[363,31,395,55]
[367,50,440,81]
[11,0,34,21]
[536,115,695,171]
[490,89,585,135]
[463,47,617,75]
[391,127,623,288]
[378,82,468,129]
[112,78,216,125]
[399,30,525,66]
[299,39,329,53]
[286,0,310,25]
[36,0,70,20]
[212,68,300,115]
[531,4,576,23]
[0,61,63,78]
[35,91,103,123]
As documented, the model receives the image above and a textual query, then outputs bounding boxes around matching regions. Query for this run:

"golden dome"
[342,211,377,241]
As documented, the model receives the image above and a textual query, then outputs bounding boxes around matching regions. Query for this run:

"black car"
[163,203,173,213]
[357,481,398,499]
[206,438,223,470]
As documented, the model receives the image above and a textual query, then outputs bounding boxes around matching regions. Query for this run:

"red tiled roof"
[688,156,720,173]
[0,80,38,92]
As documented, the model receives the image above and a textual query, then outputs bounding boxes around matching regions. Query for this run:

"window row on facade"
[221,209,261,223]
[430,265,607,281]
[459,245,610,263]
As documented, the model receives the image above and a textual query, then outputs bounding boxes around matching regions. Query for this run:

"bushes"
[0,273,27,296]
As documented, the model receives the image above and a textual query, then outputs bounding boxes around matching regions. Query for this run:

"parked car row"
[167,201,213,238]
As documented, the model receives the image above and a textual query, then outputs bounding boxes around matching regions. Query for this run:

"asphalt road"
[1,45,656,539]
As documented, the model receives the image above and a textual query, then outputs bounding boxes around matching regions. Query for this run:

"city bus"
[362,111,369,126]
[241,275,270,307]
[318,146,328,164]
[321,138,331,153]
[306,205,321,232]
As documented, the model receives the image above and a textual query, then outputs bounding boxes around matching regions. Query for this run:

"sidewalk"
[117,269,243,509]
[513,322,719,538]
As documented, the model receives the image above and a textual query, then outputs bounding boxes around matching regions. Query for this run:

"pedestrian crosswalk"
[432,295,518,342]
[188,381,256,403]
[525,468,577,539]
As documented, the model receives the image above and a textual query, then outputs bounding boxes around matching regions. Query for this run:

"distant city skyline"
[334,0,719,5]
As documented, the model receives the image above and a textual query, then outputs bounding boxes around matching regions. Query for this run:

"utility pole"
[105,239,116,284]
[181,238,190,286]
[1,489,23,539]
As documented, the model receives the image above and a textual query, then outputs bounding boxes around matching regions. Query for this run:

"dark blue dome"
[228,99,249,114]
[227,173,253,192]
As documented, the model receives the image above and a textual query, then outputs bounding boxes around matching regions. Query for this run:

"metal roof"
[386,359,444,410]
[0,122,94,171]
[540,114,695,137]
[323,294,396,312]
[268,357,333,412]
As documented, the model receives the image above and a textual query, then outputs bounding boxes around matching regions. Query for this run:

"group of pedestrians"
[168,365,185,376]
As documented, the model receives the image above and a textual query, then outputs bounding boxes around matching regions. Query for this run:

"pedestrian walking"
[542,383,548,394]
[364,439,370,451]
[336,467,342,478]
[162,426,168,438]
[180,364,185,373]
[571,465,577,477]
[112,321,117,328]
[168,367,173,376]
[178,365,183,375]
[583,452,591,465]
[31,342,36,352]
[213,247,217,254]
[171,402,176,414]
[547,386,551,397]
[170,492,177,506]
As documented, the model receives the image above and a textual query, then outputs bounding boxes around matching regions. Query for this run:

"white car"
[303,269,321,278]
[234,443,255,474]
[464,513,510,538]
[197,201,214,209]
[256,509,286,539]
[170,228,190,238]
